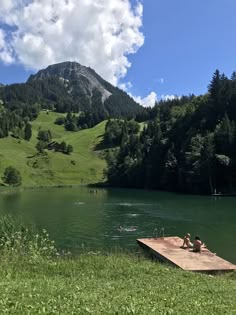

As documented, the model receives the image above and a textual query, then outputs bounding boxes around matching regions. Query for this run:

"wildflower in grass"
[0,215,58,259]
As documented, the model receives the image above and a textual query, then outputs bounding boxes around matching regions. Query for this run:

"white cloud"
[0,0,144,85]
[131,92,180,107]
[0,0,15,13]
[0,29,14,64]
[118,81,133,91]
[161,94,179,101]
[134,91,157,108]
[0,30,5,48]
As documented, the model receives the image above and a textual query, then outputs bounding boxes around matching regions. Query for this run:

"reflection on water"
[0,187,235,263]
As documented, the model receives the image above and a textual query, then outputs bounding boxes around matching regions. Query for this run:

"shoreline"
[0,182,106,191]
[0,182,235,197]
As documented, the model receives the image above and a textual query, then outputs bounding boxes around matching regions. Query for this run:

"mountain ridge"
[0,61,143,119]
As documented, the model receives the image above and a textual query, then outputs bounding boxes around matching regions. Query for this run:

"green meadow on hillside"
[0,111,106,186]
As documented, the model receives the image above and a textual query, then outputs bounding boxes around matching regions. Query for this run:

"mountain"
[28,61,112,102]
[0,61,144,118]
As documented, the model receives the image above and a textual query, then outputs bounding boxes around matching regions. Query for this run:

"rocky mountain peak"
[28,61,112,102]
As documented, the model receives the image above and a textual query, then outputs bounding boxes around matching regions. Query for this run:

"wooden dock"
[137,237,236,272]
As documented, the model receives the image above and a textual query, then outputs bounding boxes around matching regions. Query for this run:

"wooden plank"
[137,237,236,272]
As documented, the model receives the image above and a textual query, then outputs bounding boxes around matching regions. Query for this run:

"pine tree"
[24,123,32,141]
[231,71,236,81]
[208,69,221,102]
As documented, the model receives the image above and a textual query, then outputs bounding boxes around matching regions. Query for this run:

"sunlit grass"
[0,254,236,314]
[0,111,107,186]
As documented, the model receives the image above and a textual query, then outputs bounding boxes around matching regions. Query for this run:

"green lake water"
[0,187,235,264]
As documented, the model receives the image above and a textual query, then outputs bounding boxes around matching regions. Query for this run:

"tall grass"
[0,215,57,260]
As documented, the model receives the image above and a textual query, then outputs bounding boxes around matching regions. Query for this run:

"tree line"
[105,70,236,194]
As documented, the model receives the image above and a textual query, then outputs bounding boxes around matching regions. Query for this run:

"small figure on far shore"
[182,233,193,248]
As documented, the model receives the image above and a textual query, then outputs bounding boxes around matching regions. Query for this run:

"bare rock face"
[28,61,112,102]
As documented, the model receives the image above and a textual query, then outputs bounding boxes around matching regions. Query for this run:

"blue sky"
[124,0,236,100]
[0,0,236,106]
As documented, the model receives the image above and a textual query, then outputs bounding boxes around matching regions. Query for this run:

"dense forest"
[105,70,236,194]
[0,96,39,139]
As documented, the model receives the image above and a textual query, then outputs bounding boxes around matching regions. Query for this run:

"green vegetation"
[0,61,144,135]
[104,119,140,147]
[0,215,57,258]
[0,216,235,314]
[0,111,106,186]
[1,67,236,193]
[2,166,22,186]
[106,70,236,194]
[2,254,236,314]
[24,122,32,141]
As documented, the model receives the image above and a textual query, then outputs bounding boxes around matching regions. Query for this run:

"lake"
[0,187,235,264]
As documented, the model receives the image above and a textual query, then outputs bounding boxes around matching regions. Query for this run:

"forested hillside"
[105,70,236,194]
[0,62,146,140]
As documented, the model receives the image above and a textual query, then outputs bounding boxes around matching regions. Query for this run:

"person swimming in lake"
[118,226,137,232]
[182,233,193,249]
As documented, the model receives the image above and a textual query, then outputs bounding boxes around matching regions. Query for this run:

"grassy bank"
[1,254,236,314]
[0,217,235,314]
[0,111,106,186]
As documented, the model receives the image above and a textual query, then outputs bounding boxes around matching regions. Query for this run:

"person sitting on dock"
[193,236,206,253]
[182,233,193,249]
